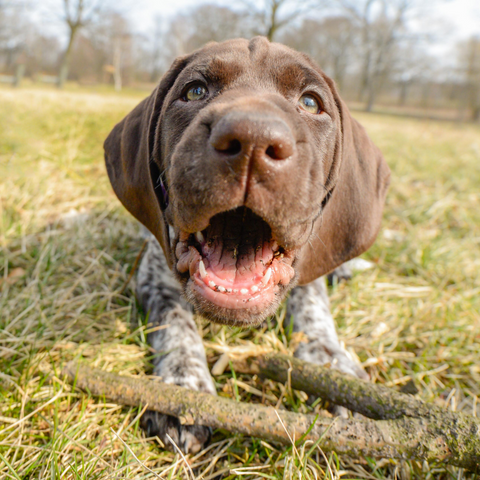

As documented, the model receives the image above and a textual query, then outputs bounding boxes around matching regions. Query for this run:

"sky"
[126,0,480,45]
[35,0,479,54]
[433,0,480,38]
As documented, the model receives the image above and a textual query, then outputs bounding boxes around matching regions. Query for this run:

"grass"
[0,85,479,479]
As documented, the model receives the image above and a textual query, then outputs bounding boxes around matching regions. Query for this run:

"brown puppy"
[104,37,390,452]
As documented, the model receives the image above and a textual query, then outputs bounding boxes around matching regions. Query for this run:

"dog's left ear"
[297,78,391,284]
[104,55,192,268]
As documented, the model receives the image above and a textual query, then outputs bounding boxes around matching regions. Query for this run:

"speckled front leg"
[136,237,216,454]
[286,277,367,380]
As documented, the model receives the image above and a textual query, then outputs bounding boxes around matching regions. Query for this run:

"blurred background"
[1,0,479,121]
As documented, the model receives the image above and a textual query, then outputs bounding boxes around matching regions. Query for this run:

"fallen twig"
[233,353,457,421]
[63,361,480,470]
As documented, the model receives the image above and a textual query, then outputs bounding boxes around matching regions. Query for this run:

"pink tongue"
[202,210,273,284]
[204,238,274,284]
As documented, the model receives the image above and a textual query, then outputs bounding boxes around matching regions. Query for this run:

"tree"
[56,0,103,88]
[0,0,27,71]
[162,4,257,64]
[391,45,434,107]
[457,36,480,121]
[24,28,62,77]
[282,15,359,92]
[334,0,415,111]
[148,15,164,82]
[67,9,133,87]
[242,0,324,41]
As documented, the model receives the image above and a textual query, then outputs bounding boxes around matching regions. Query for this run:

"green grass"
[1,85,479,479]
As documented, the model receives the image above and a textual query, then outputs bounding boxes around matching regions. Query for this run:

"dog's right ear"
[104,55,192,268]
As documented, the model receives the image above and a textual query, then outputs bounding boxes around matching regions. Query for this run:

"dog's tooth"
[233,289,238,293]
[272,240,279,251]
[251,285,258,293]
[195,231,205,244]
[218,285,226,293]
[240,288,248,295]
[208,280,215,288]
[262,267,272,284]
[198,260,207,279]
[226,288,232,293]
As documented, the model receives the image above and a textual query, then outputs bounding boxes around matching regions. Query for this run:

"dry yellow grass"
[1,86,479,479]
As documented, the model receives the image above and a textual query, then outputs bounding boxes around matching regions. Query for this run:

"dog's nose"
[209,112,295,163]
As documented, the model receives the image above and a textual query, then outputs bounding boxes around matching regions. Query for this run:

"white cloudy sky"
[127,0,479,42]
[36,0,479,53]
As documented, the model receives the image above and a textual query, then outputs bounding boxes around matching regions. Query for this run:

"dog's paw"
[141,357,216,453]
[326,263,352,285]
[141,411,211,454]
[295,340,368,380]
[327,259,375,286]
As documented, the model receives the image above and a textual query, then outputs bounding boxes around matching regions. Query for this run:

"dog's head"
[104,37,390,327]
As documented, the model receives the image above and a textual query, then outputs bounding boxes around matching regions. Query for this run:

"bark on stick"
[63,361,480,470]
[233,353,456,420]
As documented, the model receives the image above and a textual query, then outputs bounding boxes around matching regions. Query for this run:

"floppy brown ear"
[297,95,391,285]
[104,56,191,268]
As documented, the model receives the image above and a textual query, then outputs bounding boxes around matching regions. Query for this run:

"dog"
[104,37,390,454]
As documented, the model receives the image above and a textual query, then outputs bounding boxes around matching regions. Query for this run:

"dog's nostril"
[216,139,242,156]
[265,145,277,159]
[266,144,291,160]
[226,139,242,155]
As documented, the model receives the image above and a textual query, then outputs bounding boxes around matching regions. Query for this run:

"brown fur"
[104,37,390,325]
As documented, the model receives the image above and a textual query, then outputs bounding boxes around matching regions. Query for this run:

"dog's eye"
[185,84,208,101]
[298,94,321,114]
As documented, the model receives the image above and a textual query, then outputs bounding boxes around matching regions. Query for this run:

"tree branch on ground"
[63,358,480,471]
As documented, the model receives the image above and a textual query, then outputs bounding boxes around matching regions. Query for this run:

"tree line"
[0,0,479,120]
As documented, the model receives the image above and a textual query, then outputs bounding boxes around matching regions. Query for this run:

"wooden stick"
[63,361,480,470]
[233,353,454,421]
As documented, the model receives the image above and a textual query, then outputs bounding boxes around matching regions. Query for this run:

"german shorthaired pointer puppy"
[104,37,390,453]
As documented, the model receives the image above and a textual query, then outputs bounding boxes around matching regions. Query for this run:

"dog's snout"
[209,112,295,163]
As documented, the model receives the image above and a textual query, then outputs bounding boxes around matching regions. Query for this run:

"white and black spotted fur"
[136,237,216,453]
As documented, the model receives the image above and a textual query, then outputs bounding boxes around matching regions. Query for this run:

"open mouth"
[175,208,296,318]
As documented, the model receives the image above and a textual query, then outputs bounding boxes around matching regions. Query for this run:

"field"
[1,86,480,479]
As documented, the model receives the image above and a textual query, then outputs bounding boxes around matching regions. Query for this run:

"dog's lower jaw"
[183,274,298,327]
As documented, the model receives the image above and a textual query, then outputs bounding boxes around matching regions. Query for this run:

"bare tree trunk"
[264,0,310,42]
[13,63,25,87]
[57,25,78,88]
[365,82,376,111]
[265,0,281,41]
[473,103,480,122]
[357,51,371,102]
[355,0,374,102]
[332,55,346,92]
[398,80,410,106]
[149,15,163,82]
[421,81,430,108]
[113,37,122,92]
